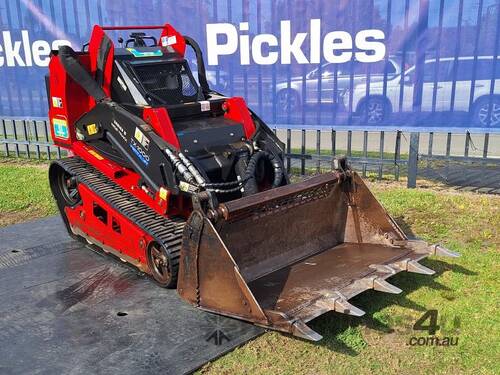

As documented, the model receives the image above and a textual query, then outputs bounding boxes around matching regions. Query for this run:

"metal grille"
[247,182,334,221]
[133,62,199,105]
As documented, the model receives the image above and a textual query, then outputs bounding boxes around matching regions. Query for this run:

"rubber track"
[54,157,186,281]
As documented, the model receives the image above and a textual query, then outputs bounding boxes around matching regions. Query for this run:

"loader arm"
[74,100,179,193]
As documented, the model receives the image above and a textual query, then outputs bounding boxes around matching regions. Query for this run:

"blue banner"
[1,0,500,131]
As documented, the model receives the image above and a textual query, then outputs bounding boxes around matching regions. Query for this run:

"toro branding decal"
[129,127,150,166]
[206,19,386,65]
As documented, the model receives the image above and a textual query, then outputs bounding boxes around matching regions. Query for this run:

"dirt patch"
[0,209,49,227]
[0,158,50,171]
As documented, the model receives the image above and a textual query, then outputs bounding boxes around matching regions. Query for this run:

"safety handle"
[184,35,211,96]
[101,25,166,31]
[57,45,108,102]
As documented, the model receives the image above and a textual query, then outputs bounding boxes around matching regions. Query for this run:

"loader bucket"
[177,170,458,340]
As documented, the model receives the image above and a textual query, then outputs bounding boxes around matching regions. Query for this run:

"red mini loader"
[46,24,458,340]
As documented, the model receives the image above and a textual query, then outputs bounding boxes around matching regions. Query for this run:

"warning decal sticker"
[53,118,69,139]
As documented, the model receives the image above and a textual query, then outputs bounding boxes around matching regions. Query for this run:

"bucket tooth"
[291,320,323,341]
[407,260,435,275]
[433,244,460,258]
[369,264,397,274]
[373,278,403,294]
[334,298,366,317]
[406,240,460,258]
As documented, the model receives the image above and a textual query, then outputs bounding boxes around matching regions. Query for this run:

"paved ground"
[0,216,263,375]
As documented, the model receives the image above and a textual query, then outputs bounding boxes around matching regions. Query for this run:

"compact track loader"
[47,24,457,340]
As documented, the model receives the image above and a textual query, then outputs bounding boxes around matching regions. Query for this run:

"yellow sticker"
[87,123,98,135]
[88,149,104,160]
[134,127,144,143]
[179,181,190,192]
[159,187,169,200]
[51,97,63,108]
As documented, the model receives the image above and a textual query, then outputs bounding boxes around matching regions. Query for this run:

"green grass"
[0,158,57,226]
[289,147,409,160]
[0,159,498,374]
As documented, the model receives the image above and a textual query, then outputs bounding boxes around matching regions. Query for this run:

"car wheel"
[473,97,500,127]
[276,89,300,114]
[359,97,388,125]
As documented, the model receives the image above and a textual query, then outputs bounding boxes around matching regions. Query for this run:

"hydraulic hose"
[164,148,196,184]
[236,151,284,196]
[178,152,207,186]
[166,148,284,195]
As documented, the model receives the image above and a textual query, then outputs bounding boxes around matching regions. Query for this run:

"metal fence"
[2,118,499,193]
[1,0,500,132]
[0,119,65,160]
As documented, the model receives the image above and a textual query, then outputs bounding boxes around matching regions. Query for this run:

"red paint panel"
[223,97,256,139]
[159,23,186,56]
[48,54,92,149]
[143,107,180,149]
[88,25,114,100]
[65,183,152,265]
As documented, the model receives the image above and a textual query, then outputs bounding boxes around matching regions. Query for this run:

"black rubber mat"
[0,216,263,375]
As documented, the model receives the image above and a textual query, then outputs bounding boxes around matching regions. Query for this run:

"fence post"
[407,132,420,188]
[286,129,291,174]
[394,130,401,181]
[301,129,306,175]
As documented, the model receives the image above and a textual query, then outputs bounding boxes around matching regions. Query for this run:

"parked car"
[348,56,500,126]
[273,57,402,113]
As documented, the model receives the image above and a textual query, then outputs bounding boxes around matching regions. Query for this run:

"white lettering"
[205,20,386,66]
[310,19,321,64]
[32,40,51,66]
[0,31,71,67]
[323,31,352,63]
[206,23,238,65]
[239,22,250,65]
[3,31,25,67]
[280,20,308,64]
[251,34,278,65]
[355,29,386,63]
[21,30,32,66]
